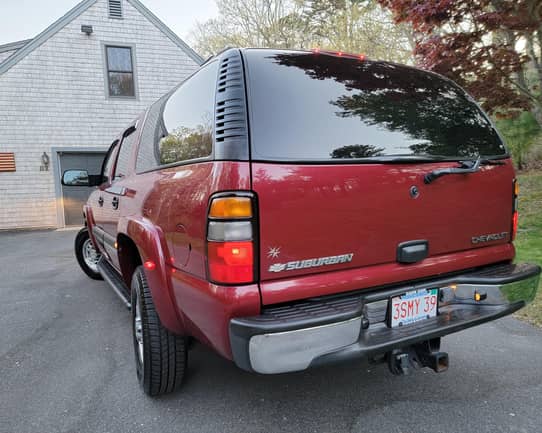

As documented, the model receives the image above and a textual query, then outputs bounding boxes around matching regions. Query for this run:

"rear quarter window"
[244,50,506,162]
[136,61,218,172]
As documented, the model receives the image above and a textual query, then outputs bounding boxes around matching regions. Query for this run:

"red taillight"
[206,193,256,285]
[208,241,254,284]
[512,211,518,240]
[512,179,519,241]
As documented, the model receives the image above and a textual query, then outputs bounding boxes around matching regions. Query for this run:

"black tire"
[131,266,187,396]
[75,228,103,280]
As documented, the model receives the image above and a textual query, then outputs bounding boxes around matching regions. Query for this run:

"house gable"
[0,0,202,75]
[0,0,202,229]
[0,0,98,75]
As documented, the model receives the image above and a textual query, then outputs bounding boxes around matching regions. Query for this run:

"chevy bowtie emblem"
[269,263,286,272]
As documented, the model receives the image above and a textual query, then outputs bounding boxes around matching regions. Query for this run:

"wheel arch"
[83,205,99,248]
[118,216,186,335]
[117,233,142,288]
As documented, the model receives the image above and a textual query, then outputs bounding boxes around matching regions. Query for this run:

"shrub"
[495,112,541,170]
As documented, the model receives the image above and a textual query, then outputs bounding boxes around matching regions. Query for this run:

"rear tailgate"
[253,160,515,303]
[243,49,515,305]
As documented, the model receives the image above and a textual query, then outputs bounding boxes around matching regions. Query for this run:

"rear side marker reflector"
[144,260,156,271]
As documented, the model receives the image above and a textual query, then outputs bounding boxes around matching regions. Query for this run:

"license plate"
[389,288,438,328]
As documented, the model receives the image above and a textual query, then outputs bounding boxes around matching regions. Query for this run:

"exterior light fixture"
[40,152,50,171]
[81,25,93,35]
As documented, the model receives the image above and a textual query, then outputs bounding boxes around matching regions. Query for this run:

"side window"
[114,127,138,180]
[102,140,118,184]
[136,61,218,172]
[136,96,167,173]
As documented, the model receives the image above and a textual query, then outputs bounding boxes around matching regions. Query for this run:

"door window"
[101,140,119,184]
[114,127,138,180]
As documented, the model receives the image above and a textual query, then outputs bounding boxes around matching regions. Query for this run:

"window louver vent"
[214,50,249,160]
[108,0,123,19]
[0,153,16,172]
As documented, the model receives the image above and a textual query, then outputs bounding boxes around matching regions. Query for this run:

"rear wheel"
[75,228,103,280]
[131,266,187,396]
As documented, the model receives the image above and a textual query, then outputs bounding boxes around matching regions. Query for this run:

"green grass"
[514,170,542,326]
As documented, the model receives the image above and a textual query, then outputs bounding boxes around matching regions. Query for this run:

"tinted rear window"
[244,50,506,162]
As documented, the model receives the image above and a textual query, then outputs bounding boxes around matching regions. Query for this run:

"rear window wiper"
[424,157,505,184]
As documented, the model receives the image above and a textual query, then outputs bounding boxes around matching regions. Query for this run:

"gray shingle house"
[0,0,202,229]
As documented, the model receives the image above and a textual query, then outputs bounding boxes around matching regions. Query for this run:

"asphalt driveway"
[1,229,542,433]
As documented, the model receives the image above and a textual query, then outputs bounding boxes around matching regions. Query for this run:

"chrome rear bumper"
[230,263,540,374]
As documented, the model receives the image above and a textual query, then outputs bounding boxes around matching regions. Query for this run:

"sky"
[0,0,218,45]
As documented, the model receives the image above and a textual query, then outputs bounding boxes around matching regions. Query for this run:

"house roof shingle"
[0,39,33,54]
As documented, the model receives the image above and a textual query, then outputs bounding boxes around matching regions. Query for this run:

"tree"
[304,0,413,62]
[378,0,542,126]
[495,111,541,168]
[190,0,310,57]
[189,0,414,63]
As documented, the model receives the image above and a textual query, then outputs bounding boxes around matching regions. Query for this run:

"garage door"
[59,152,106,226]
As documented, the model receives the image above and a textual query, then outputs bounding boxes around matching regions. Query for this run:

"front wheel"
[75,228,103,280]
[131,266,187,396]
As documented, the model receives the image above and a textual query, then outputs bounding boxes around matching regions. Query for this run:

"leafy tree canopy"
[378,0,542,126]
[190,0,414,63]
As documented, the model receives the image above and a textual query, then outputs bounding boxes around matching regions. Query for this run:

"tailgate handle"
[397,240,428,264]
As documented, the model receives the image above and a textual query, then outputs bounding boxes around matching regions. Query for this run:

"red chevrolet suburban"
[63,48,540,396]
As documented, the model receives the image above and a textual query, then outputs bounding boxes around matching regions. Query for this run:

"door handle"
[98,196,104,207]
[112,196,119,210]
